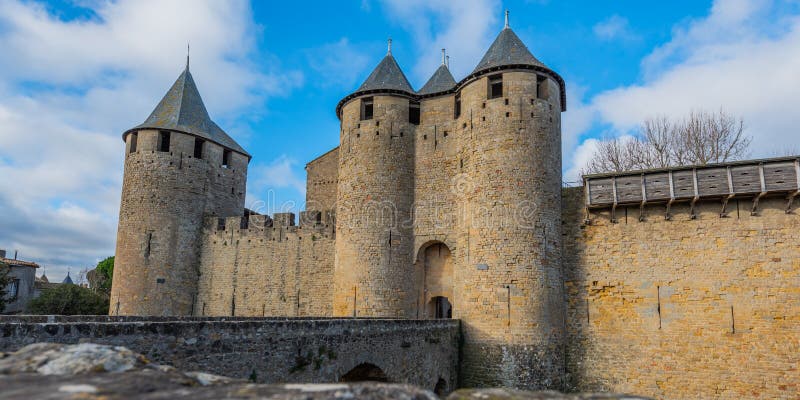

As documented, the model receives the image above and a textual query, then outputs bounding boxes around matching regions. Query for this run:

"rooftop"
[125,62,249,157]
[1,257,39,269]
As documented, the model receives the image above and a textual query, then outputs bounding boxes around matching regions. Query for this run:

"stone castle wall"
[305,147,339,212]
[0,316,460,393]
[111,129,247,316]
[562,187,800,399]
[195,213,335,317]
[452,71,565,389]
[334,95,417,317]
[326,69,566,389]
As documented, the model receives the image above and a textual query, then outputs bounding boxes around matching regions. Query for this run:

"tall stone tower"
[110,62,249,316]
[454,18,567,389]
[333,41,418,317]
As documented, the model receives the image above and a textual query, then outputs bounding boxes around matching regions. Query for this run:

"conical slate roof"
[472,27,548,75]
[357,54,414,93]
[127,66,248,156]
[418,64,456,95]
[62,272,73,285]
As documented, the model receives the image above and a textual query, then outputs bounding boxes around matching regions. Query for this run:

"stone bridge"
[0,316,460,394]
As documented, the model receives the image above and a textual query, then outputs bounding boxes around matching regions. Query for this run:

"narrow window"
[193,138,205,159]
[8,279,19,300]
[537,75,549,99]
[409,100,420,125]
[488,74,503,99]
[222,149,231,168]
[454,93,461,119]
[129,132,138,154]
[360,97,374,120]
[158,131,171,152]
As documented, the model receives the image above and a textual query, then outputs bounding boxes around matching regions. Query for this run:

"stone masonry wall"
[454,71,565,390]
[195,214,335,317]
[0,317,460,393]
[305,147,339,213]
[111,129,247,316]
[334,95,417,318]
[562,187,800,399]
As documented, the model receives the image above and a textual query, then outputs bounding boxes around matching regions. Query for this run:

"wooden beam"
[752,163,767,215]
[639,173,647,222]
[666,170,675,220]
[721,166,734,217]
[584,178,592,224]
[786,158,800,213]
[611,176,618,223]
[690,168,699,219]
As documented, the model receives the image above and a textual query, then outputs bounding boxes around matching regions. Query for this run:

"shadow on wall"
[339,363,388,383]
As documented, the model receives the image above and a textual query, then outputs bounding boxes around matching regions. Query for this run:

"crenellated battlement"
[203,210,336,242]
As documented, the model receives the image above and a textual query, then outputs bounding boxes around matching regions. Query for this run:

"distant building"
[33,270,60,299]
[1,249,39,314]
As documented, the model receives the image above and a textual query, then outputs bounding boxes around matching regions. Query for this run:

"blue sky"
[1,0,800,282]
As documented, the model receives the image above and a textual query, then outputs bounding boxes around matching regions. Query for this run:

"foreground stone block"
[446,388,651,400]
[0,343,650,400]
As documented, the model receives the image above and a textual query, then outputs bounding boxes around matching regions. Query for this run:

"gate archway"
[339,363,389,382]
[415,242,453,319]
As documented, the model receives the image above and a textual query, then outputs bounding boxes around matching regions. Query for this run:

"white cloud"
[305,38,372,89]
[566,0,800,177]
[593,15,638,42]
[378,0,501,84]
[0,0,301,281]
[246,155,307,214]
[564,138,599,183]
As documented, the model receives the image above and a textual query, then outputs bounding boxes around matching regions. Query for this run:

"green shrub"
[28,283,109,315]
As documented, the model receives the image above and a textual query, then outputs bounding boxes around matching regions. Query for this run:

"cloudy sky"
[1,0,799,282]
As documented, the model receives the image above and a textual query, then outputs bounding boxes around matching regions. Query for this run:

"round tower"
[333,41,418,317]
[110,63,249,316]
[454,18,568,389]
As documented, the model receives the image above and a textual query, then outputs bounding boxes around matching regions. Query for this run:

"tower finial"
[504,9,509,29]
[388,38,392,55]
[186,42,190,71]
[446,55,450,68]
[441,48,446,65]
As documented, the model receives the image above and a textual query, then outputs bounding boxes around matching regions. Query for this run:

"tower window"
[454,93,461,119]
[409,101,420,125]
[8,279,19,300]
[222,149,231,168]
[193,138,205,159]
[488,74,503,99]
[129,132,138,154]
[537,75,549,99]
[158,131,171,152]
[360,97,374,120]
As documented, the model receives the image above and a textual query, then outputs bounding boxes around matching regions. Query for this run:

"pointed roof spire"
[355,41,414,93]
[446,55,450,68]
[418,50,457,95]
[125,62,249,156]
[470,12,568,110]
[471,21,547,74]
[63,269,73,285]
[186,42,190,71]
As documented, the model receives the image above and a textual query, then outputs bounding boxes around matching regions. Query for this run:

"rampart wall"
[562,187,800,399]
[195,213,335,317]
[111,129,247,316]
[0,316,460,393]
[305,147,339,212]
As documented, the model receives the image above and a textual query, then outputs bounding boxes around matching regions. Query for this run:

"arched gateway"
[415,242,453,319]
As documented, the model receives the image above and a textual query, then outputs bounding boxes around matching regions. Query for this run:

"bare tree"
[583,109,750,175]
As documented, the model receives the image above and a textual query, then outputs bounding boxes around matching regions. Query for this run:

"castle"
[110,15,799,399]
